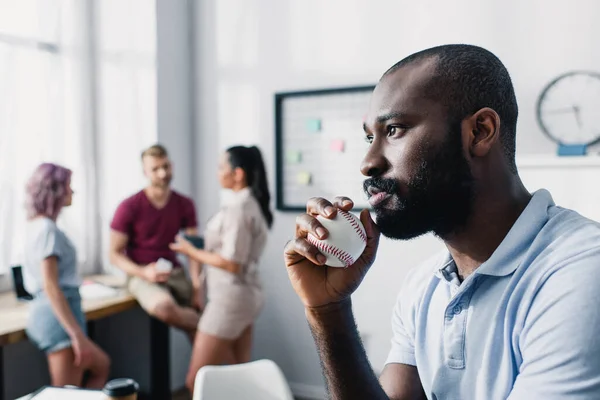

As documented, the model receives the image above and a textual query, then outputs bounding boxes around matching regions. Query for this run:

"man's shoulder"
[547,204,600,233]
[520,209,600,335]
[170,190,196,207]
[538,205,600,262]
[117,190,145,208]
[523,206,600,290]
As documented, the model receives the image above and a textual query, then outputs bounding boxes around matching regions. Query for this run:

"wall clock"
[536,71,600,155]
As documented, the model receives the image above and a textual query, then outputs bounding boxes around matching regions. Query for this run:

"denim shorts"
[26,287,87,354]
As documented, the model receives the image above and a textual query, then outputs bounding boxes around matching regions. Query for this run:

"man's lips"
[367,186,392,206]
[369,192,391,206]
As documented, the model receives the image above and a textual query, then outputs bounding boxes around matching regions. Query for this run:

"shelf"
[516,154,600,168]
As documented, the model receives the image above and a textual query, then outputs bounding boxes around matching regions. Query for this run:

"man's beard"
[364,123,476,240]
[152,177,172,189]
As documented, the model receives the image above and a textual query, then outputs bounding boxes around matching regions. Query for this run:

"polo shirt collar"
[435,189,554,280]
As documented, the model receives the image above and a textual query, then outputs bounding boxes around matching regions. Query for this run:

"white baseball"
[307,210,367,268]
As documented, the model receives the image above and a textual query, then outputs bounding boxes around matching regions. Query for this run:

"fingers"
[73,347,81,367]
[298,196,356,238]
[284,238,326,266]
[306,197,337,218]
[176,235,191,245]
[296,213,328,239]
[152,271,170,283]
[287,196,358,268]
[332,196,354,211]
[359,209,380,241]
[357,209,381,266]
[306,196,354,216]
[169,242,188,255]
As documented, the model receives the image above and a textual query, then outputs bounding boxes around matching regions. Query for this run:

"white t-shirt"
[23,217,81,294]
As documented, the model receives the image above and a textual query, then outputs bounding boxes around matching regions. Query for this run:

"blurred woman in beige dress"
[170,145,273,393]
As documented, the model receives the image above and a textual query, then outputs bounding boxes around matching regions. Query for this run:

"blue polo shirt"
[385,189,600,399]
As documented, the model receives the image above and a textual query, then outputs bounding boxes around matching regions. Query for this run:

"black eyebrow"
[364,112,406,133]
[376,112,406,124]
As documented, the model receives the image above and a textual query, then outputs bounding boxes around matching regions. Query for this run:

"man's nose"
[360,144,388,177]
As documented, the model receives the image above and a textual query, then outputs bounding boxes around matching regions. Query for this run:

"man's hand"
[284,196,380,308]
[141,262,171,283]
[169,235,194,256]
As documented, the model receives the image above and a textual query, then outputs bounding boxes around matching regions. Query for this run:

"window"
[0,0,157,277]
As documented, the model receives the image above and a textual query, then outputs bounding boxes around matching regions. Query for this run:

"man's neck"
[444,178,532,281]
[144,185,171,206]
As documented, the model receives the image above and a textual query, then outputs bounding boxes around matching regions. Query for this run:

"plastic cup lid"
[102,378,139,396]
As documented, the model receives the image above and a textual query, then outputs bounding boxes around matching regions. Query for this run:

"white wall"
[193,0,600,397]
[156,0,196,390]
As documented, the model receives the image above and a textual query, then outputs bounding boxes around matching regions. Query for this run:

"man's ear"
[466,107,501,158]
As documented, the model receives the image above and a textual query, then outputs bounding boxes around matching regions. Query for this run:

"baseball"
[307,210,367,268]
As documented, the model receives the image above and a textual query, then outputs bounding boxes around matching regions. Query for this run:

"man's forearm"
[306,299,389,400]
[110,252,144,278]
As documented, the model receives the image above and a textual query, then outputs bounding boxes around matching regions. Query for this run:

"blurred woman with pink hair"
[23,163,110,388]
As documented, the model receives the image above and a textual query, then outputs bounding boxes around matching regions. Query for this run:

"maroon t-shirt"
[110,190,198,267]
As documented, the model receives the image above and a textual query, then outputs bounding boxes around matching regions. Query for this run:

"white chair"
[192,359,294,400]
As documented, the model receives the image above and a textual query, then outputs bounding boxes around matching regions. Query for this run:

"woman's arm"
[170,238,241,274]
[189,248,241,274]
[41,256,95,366]
[183,227,204,286]
[41,256,85,339]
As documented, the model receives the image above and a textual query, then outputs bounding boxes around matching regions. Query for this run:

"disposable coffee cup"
[102,378,139,400]
[155,257,173,273]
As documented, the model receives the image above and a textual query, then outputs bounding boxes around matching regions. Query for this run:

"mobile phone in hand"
[183,234,204,249]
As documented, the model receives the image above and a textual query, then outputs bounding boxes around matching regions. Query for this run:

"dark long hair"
[227,146,273,228]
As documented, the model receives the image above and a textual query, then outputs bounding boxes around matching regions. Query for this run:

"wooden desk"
[0,275,137,347]
[0,275,171,400]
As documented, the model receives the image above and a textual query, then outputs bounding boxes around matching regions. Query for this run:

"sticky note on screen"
[297,171,312,185]
[330,139,345,153]
[286,150,302,164]
[306,119,321,132]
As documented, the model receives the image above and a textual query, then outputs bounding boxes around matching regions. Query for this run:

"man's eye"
[364,135,374,144]
[387,125,405,136]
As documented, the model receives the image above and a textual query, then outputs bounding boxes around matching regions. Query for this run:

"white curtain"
[0,0,157,277]
[96,0,158,273]
[0,0,97,275]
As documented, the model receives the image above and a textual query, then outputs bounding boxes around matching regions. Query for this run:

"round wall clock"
[536,71,600,155]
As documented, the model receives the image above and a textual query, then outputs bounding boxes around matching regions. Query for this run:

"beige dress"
[199,187,268,339]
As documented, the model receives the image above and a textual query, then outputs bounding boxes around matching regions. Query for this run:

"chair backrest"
[192,359,294,400]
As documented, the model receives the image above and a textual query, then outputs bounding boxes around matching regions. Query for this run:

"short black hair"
[384,44,518,173]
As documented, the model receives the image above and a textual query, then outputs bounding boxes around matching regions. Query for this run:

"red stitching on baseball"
[307,235,355,267]
[339,210,367,243]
